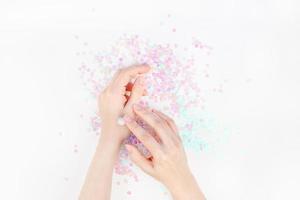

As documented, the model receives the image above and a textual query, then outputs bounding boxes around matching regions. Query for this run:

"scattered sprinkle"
[77,25,231,182]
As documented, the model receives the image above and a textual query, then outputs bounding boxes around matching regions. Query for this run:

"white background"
[1,0,300,199]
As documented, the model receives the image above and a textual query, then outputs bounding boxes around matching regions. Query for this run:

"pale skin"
[79,65,206,200]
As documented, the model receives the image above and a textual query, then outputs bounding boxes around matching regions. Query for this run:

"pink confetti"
[77,31,231,183]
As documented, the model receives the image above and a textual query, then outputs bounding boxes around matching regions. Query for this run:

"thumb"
[125,144,154,176]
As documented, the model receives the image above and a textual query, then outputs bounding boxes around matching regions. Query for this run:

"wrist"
[164,170,193,190]
[95,136,121,164]
[98,134,122,151]
[165,171,205,200]
[99,126,124,146]
[96,129,123,159]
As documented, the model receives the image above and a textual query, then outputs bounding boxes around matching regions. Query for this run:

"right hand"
[124,104,205,199]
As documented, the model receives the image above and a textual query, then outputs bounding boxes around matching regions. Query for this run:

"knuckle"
[157,152,168,163]
[165,137,182,152]
[151,115,165,127]
[155,120,167,131]
[152,148,162,157]
[153,117,163,125]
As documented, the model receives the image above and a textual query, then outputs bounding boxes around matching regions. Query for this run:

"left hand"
[98,64,151,144]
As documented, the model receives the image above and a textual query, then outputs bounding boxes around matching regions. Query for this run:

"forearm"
[79,131,121,200]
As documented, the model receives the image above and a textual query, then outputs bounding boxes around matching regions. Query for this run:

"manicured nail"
[134,104,143,111]
[123,115,133,123]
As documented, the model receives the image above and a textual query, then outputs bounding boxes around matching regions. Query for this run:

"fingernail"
[123,115,133,123]
[142,63,151,71]
[134,104,143,111]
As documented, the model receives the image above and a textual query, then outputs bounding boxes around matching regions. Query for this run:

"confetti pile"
[78,34,229,182]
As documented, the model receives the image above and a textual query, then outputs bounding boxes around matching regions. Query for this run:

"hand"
[98,64,150,144]
[124,105,205,200]
[80,65,150,200]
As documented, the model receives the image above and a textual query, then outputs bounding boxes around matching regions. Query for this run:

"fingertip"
[141,63,150,68]
[139,64,151,72]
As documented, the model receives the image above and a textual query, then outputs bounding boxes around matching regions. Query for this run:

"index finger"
[112,64,150,93]
[124,115,161,156]
[132,105,174,147]
[152,109,179,134]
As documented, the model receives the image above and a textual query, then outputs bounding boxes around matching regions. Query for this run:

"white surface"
[1,0,300,199]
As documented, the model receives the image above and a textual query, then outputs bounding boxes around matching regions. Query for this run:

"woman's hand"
[124,105,206,200]
[98,64,150,144]
[80,65,150,200]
